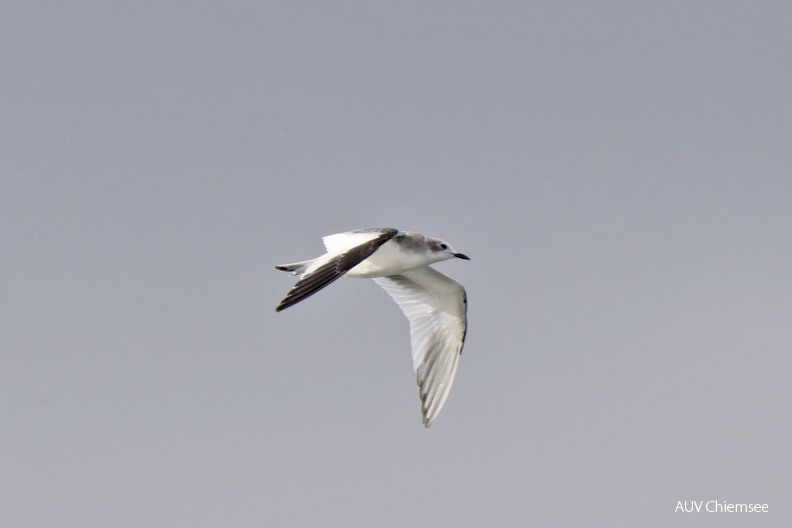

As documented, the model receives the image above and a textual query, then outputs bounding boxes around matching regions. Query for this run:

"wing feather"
[373,267,467,427]
[275,228,397,312]
[322,227,398,254]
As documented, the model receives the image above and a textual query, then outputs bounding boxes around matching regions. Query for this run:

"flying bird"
[275,227,469,427]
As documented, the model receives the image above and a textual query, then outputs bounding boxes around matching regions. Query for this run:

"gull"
[275,227,469,427]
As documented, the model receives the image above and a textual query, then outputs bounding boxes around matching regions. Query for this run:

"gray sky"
[2,2,791,526]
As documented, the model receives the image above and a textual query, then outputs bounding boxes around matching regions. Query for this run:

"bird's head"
[428,237,470,263]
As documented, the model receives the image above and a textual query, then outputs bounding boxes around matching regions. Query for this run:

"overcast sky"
[2,2,791,526]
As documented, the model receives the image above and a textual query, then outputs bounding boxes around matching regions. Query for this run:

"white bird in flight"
[275,227,469,427]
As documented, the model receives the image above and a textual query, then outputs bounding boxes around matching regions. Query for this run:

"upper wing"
[321,227,399,254]
[275,228,398,312]
[373,267,467,427]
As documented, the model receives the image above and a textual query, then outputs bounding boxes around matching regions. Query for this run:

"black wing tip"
[275,296,303,312]
[274,291,309,312]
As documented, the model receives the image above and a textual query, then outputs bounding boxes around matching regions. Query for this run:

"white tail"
[274,259,315,276]
[275,254,336,276]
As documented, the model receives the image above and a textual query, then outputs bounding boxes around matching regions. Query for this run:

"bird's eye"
[439,243,448,250]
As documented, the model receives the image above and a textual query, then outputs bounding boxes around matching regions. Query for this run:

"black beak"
[454,253,470,260]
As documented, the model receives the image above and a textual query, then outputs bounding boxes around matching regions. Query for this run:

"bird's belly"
[346,243,426,278]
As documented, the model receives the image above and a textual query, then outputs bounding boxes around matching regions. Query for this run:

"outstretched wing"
[373,267,467,427]
[275,228,398,312]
